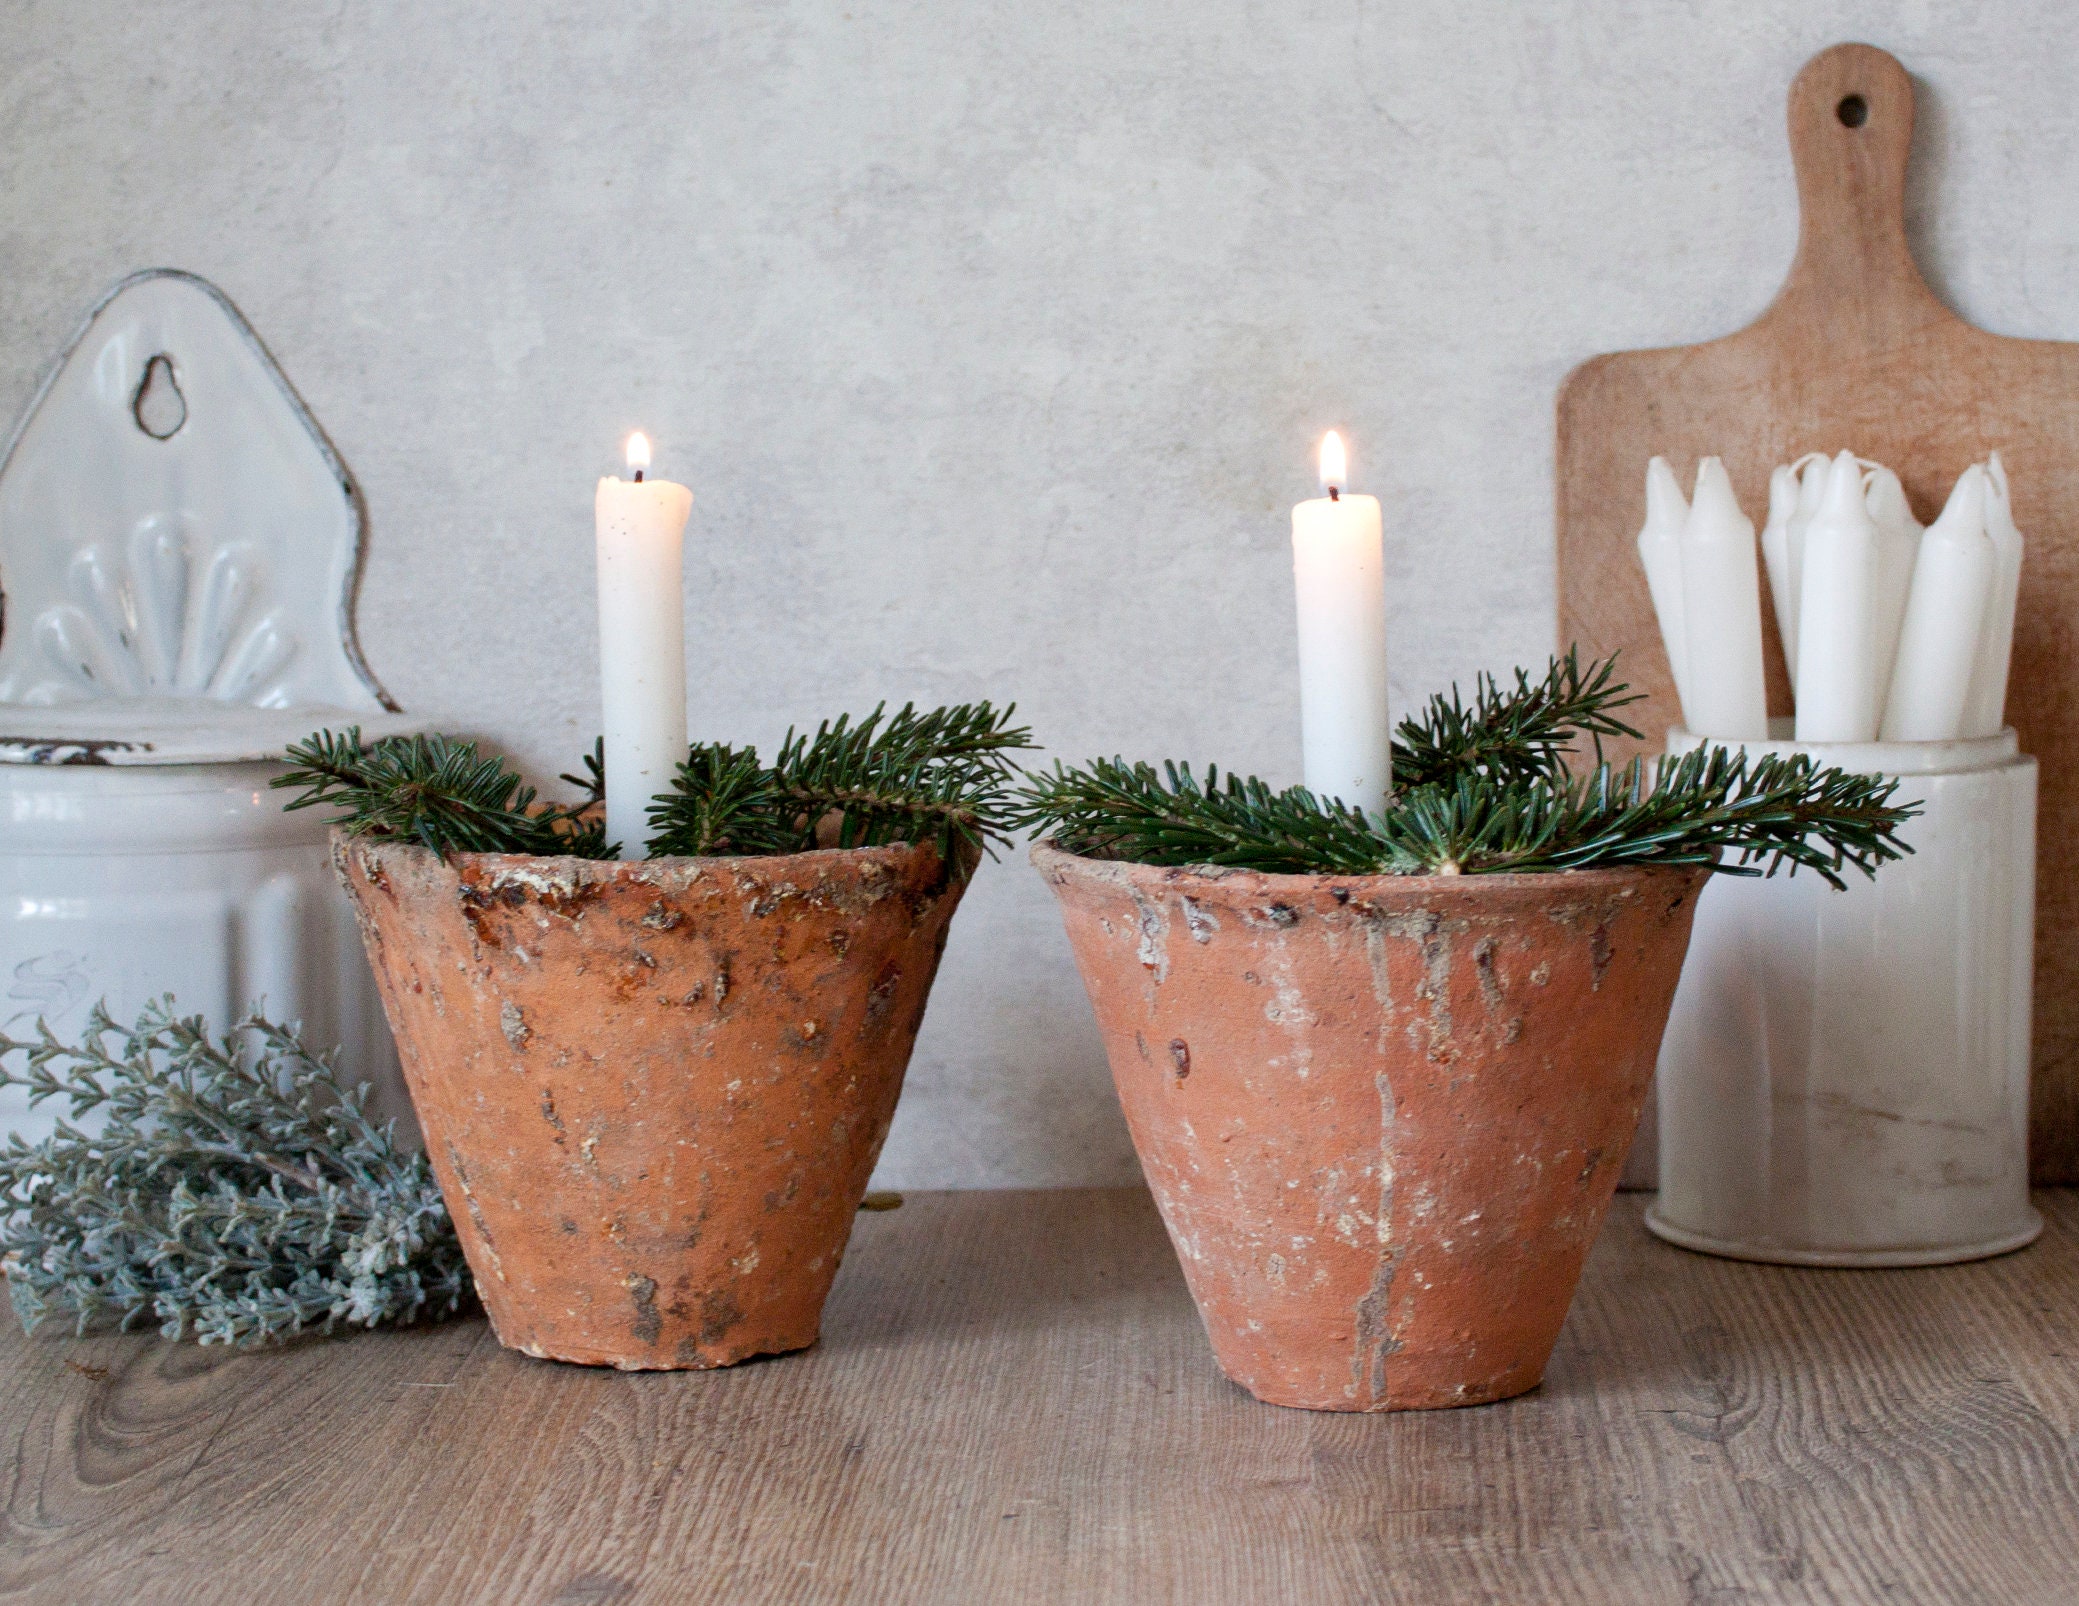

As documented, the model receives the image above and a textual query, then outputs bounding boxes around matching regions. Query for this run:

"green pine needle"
[1373,746,1914,886]
[1014,759,1384,875]
[648,701,1036,865]
[1016,655,1917,884]
[557,737,608,813]
[0,1000,470,1347]
[1392,648,1644,788]
[645,742,798,857]
[276,729,614,859]
[279,703,1036,873]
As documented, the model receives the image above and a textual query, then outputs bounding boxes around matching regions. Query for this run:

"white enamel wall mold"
[0,271,415,1141]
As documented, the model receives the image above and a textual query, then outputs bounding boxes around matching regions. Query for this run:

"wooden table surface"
[5,1189,2079,1604]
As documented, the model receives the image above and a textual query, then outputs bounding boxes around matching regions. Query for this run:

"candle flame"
[625,432,652,475]
[1318,431,1347,495]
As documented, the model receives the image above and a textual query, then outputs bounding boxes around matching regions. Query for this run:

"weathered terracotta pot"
[1035,842,1708,1411]
[336,835,967,1370]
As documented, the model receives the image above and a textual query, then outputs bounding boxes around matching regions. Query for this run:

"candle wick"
[633,469,645,483]
[1329,486,1340,501]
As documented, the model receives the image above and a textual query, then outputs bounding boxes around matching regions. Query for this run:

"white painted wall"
[2,1,2074,1185]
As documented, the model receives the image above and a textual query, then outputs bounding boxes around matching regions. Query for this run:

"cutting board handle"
[1775,43,1949,331]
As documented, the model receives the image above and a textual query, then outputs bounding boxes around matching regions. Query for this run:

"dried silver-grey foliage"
[0,999,468,1346]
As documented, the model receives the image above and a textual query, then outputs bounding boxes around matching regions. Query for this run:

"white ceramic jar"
[1648,726,2038,1265]
[0,757,413,1145]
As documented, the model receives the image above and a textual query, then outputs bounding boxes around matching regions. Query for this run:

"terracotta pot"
[1035,842,1707,1411]
[335,835,967,1370]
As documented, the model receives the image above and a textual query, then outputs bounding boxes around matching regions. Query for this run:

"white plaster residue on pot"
[1131,890,1170,982]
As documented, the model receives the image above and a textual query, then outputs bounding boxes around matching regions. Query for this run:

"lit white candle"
[1292,431,1389,813]
[1794,451,1883,742]
[1635,457,1693,719]
[596,432,693,856]
[1964,452,2025,737]
[1881,465,1994,741]
[1677,458,1768,739]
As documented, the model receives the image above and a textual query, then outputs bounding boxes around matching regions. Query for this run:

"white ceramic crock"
[0,760,413,1144]
[1647,725,2039,1266]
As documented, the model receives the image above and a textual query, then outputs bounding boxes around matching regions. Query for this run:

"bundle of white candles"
[1636,450,2024,745]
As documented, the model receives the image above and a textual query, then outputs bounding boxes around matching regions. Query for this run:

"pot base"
[515,1330,819,1371]
[1644,1208,2044,1268]
[1234,1367,1543,1413]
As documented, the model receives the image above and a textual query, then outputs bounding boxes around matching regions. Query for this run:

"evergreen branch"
[1392,649,1643,789]
[1016,656,1917,884]
[276,729,615,860]
[771,701,1036,859]
[1371,748,1914,886]
[1012,759,1382,874]
[0,1000,470,1346]
[282,706,1033,871]
[650,701,1037,868]
[558,738,607,809]
[645,744,798,857]
[1022,751,1912,881]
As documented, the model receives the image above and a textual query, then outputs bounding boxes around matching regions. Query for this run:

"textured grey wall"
[3,2,2075,1185]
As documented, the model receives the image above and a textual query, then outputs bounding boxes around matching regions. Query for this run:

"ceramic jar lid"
[0,700,423,766]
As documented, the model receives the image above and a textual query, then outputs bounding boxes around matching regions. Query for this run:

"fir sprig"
[646,743,797,857]
[778,701,1034,858]
[279,703,1035,872]
[558,737,608,813]
[1392,649,1643,788]
[1016,656,1917,884]
[1015,759,1383,874]
[649,701,1035,864]
[276,729,614,859]
[0,1000,469,1346]
[1372,747,1912,886]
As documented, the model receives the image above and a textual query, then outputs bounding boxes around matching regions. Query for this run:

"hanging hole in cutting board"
[1837,94,1869,128]
[132,354,186,440]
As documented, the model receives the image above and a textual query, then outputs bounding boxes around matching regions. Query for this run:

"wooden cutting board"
[1557,42,2079,1183]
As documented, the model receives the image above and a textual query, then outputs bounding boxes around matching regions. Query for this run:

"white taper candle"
[596,432,693,857]
[1964,452,2025,737]
[1292,431,1389,814]
[1677,457,1768,739]
[1880,465,1994,741]
[1863,461,1922,719]
[1794,451,1883,742]
[1635,457,1693,719]
[1779,453,1831,682]
[1758,462,1800,683]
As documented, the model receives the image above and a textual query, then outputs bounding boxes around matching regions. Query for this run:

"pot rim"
[1030,837,1714,896]
[330,827,957,878]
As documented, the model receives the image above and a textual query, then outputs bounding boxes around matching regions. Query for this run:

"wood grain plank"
[3,1189,2078,1603]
